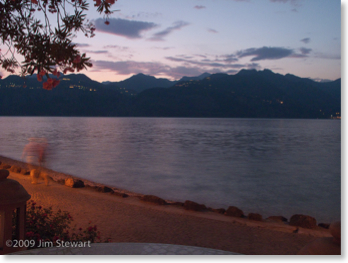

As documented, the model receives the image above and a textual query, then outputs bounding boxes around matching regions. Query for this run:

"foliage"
[20,200,110,248]
[0,0,117,89]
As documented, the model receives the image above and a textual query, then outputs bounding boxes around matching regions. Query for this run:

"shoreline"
[0,155,334,254]
[0,154,335,231]
[0,155,144,197]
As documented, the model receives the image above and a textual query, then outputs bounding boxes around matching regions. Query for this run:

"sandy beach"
[0,155,332,255]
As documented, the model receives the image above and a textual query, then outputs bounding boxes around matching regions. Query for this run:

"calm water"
[0,117,341,222]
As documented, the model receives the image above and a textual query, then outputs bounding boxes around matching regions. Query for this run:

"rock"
[97,186,113,193]
[318,223,330,229]
[56,179,66,185]
[266,216,288,223]
[20,168,30,175]
[248,213,263,221]
[94,186,102,192]
[225,206,244,217]
[329,221,341,244]
[65,178,85,188]
[9,165,21,173]
[140,195,167,205]
[210,208,226,214]
[183,200,207,211]
[169,202,184,207]
[289,214,317,229]
[110,191,129,198]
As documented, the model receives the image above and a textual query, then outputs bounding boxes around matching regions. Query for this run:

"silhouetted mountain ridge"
[102,73,175,94]
[0,69,340,118]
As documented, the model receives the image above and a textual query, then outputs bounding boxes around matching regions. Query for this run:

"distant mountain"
[102,73,176,94]
[102,73,212,94]
[0,69,340,118]
[178,73,211,82]
[0,73,111,97]
[131,69,340,118]
[0,74,130,116]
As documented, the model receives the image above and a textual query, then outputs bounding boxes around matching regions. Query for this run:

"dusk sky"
[1,0,342,82]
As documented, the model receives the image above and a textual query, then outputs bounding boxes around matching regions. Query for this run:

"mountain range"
[102,72,211,94]
[0,69,340,118]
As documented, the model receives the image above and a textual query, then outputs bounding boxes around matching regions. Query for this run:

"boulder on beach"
[97,186,113,193]
[56,179,66,185]
[65,178,85,188]
[168,201,184,207]
[9,165,21,173]
[209,208,226,214]
[248,213,263,221]
[140,195,167,205]
[289,214,317,229]
[225,206,244,218]
[266,216,288,223]
[110,191,129,198]
[184,200,207,211]
[20,168,30,175]
[318,223,330,229]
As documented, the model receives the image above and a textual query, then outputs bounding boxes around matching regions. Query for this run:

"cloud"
[103,45,129,51]
[165,54,258,72]
[129,12,162,19]
[92,60,201,79]
[236,46,314,61]
[84,50,109,54]
[149,21,190,41]
[220,54,239,63]
[299,47,312,55]
[194,5,206,10]
[92,60,170,75]
[151,46,174,50]
[166,56,230,68]
[165,53,240,66]
[269,0,303,7]
[236,47,294,61]
[94,18,158,39]
[91,56,260,80]
[74,43,90,47]
[207,28,218,33]
[300,37,311,44]
[313,52,341,60]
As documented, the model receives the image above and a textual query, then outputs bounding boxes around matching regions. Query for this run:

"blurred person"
[22,138,48,184]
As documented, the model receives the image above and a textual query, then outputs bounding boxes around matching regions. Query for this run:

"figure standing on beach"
[22,138,49,184]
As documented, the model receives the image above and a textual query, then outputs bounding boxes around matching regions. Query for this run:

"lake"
[0,117,341,223]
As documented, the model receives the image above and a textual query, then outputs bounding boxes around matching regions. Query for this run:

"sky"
[1,0,342,82]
